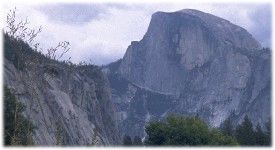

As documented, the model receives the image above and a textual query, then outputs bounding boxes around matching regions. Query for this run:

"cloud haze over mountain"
[3,3,271,65]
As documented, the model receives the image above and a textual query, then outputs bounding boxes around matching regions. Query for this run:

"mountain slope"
[4,34,121,145]
[105,9,271,138]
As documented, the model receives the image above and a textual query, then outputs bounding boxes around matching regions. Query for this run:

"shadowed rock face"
[105,9,270,138]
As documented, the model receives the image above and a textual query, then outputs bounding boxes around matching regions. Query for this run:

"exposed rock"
[4,35,121,146]
[4,8,271,144]
[105,9,271,138]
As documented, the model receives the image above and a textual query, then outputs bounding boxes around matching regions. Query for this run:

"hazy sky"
[3,3,271,65]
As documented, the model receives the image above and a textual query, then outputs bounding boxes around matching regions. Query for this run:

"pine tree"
[255,124,265,145]
[235,115,255,145]
[220,117,234,136]
[264,118,271,145]
[123,135,132,146]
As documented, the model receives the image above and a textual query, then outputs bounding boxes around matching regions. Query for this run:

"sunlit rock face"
[106,9,270,138]
[119,9,261,95]
[4,35,121,146]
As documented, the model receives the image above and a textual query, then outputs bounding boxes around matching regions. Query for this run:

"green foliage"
[235,115,256,146]
[4,86,35,146]
[255,124,266,145]
[209,129,238,146]
[145,122,167,145]
[145,115,238,146]
[220,117,234,137]
[221,115,271,146]
[123,135,132,146]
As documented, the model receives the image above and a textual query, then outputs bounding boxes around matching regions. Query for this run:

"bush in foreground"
[145,115,238,146]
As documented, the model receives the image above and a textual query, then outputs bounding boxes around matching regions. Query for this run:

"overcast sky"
[3,3,271,65]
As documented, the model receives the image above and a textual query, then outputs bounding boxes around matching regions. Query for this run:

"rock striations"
[105,9,271,138]
[4,35,120,145]
[4,9,271,145]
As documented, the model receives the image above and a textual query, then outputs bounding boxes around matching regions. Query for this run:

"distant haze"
[3,3,271,65]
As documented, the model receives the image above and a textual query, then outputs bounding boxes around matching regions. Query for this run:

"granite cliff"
[104,9,271,138]
[4,34,121,145]
[4,8,271,145]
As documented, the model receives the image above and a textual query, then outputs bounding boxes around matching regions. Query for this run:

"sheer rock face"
[4,37,121,146]
[106,9,270,137]
[119,9,261,95]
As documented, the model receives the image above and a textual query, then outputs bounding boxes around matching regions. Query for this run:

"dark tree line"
[220,115,271,146]
[143,115,238,146]
[139,115,271,146]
